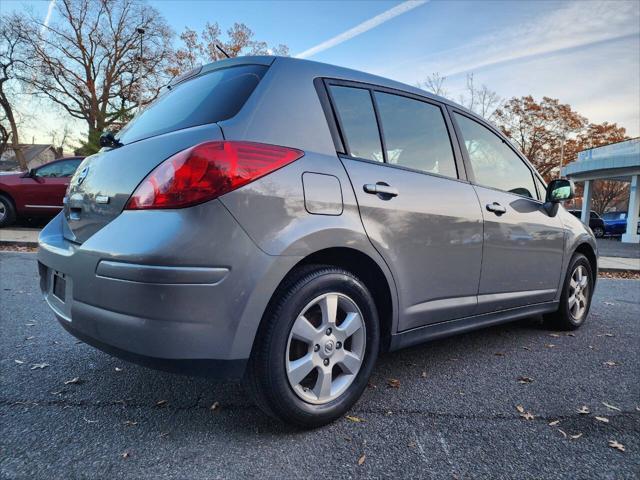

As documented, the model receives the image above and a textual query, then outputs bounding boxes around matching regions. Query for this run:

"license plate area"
[53,272,66,302]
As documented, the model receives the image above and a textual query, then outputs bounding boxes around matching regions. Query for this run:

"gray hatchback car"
[38,56,597,427]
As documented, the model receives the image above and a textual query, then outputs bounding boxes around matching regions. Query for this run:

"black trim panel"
[389,301,558,351]
[58,317,248,380]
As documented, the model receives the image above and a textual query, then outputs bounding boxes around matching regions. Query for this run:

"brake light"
[126,141,304,210]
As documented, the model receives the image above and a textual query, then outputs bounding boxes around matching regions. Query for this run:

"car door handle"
[363,183,399,198]
[486,202,507,215]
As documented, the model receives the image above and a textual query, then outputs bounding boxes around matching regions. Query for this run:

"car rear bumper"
[37,202,300,380]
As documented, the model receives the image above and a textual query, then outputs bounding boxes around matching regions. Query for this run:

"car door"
[451,110,565,314]
[21,159,80,213]
[326,82,483,331]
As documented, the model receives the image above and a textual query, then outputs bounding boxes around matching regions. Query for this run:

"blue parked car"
[602,211,640,236]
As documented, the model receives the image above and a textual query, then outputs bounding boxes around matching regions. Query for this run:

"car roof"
[199,55,473,116]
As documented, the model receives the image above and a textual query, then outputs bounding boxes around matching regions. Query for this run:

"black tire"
[544,253,594,330]
[593,226,604,238]
[246,264,380,428]
[0,194,16,228]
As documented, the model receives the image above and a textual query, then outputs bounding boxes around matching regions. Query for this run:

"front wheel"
[544,253,594,330]
[0,194,16,228]
[246,265,380,428]
[593,226,604,238]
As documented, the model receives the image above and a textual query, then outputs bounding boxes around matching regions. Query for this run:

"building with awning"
[562,138,640,244]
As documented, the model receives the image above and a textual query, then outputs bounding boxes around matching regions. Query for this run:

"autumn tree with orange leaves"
[170,23,289,76]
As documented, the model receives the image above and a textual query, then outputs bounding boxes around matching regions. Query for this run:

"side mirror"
[546,179,574,203]
[26,168,37,178]
[544,179,574,216]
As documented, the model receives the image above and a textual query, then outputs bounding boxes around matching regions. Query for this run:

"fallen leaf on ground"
[14,360,24,364]
[159,432,169,438]
[597,333,615,337]
[603,361,620,367]
[114,367,123,372]
[124,420,138,426]
[408,441,416,448]
[387,378,400,388]
[548,420,560,426]
[520,411,535,420]
[569,433,583,440]
[516,405,525,413]
[603,402,621,411]
[608,440,625,452]
[121,452,130,459]
[517,376,534,384]
[358,454,366,465]
[558,429,567,438]
[367,382,377,389]
[548,333,560,338]
[522,346,531,351]
[64,377,82,385]
[83,417,97,423]
[603,301,614,306]
[421,371,427,378]
[345,415,364,423]
[30,363,49,370]
[25,336,35,340]
[544,344,556,348]
[210,402,220,412]
[565,333,576,337]
[25,323,36,326]
[595,416,609,423]
[578,406,590,414]
[155,400,168,407]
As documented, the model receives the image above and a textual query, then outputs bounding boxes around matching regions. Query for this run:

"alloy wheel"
[0,202,5,222]
[285,292,366,405]
[568,265,589,320]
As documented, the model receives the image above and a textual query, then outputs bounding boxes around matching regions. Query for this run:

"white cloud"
[379,0,640,80]
[295,0,428,59]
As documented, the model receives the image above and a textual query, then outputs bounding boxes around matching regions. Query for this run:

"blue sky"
[4,0,640,145]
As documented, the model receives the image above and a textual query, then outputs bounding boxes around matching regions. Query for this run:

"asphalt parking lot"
[1,251,639,479]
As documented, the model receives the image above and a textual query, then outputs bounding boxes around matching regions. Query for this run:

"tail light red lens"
[125,141,304,210]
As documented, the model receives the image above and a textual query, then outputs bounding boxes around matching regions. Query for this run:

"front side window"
[534,176,547,201]
[35,162,63,177]
[455,113,536,198]
[329,85,383,162]
[374,92,457,179]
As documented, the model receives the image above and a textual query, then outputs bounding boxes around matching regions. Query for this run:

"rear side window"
[455,113,536,198]
[329,86,383,162]
[374,92,457,179]
[117,65,268,144]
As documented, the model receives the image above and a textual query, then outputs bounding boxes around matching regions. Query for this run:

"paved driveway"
[1,252,638,479]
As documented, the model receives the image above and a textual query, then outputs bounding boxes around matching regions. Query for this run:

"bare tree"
[591,180,629,215]
[459,74,501,121]
[21,0,174,154]
[0,14,28,170]
[170,22,289,76]
[418,72,448,97]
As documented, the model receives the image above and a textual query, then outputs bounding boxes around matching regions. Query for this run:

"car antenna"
[216,44,230,59]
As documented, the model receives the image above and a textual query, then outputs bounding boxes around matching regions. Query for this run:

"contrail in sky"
[41,0,57,33]
[295,0,428,59]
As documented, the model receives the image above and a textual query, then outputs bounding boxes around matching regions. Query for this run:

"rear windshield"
[116,64,268,144]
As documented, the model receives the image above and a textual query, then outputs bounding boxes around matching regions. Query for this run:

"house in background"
[0,144,62,172]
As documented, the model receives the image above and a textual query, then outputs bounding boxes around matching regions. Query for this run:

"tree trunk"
[6,106,27,171]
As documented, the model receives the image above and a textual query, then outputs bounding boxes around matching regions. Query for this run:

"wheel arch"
[574,241,598,283]
[250,247,397,359]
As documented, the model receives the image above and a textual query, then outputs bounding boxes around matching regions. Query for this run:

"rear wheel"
[544,253,593,330]
[593,226,604,238]
[0,195,16,228]
[246,265,379,428]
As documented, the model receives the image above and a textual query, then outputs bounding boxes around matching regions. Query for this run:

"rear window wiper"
[99,131,124,149]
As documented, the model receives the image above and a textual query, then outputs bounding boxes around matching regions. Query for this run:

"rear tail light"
[125,141,304,210]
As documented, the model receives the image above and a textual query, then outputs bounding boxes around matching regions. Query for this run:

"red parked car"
[0,157,84,227]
